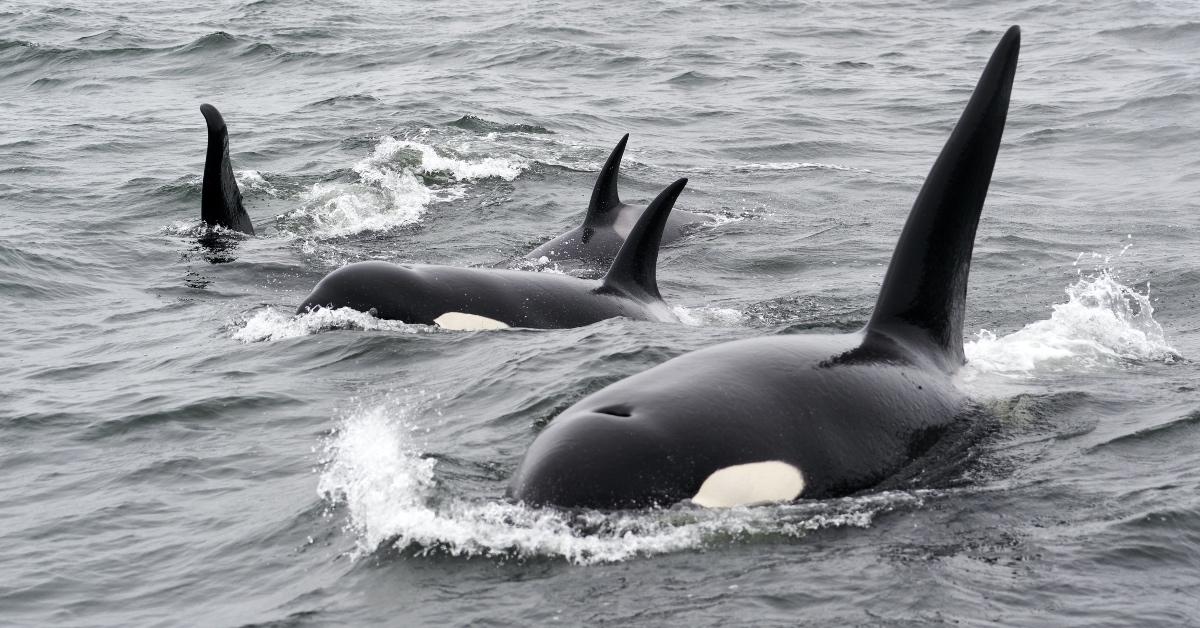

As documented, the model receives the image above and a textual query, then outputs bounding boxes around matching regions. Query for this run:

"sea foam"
[286,136,527,238]
[964,269,1178,377]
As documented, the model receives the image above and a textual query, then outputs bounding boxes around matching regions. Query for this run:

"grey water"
[2,0,1199,625]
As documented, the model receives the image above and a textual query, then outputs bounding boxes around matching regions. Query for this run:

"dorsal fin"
[600,178,688,300]
[200,104,255,235]
[865,26,1019,370]
[583,134,628,227]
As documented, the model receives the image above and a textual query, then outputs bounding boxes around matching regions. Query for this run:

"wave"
[964,270,1179,378]
[317,398,927,565]
[447,115,552,135]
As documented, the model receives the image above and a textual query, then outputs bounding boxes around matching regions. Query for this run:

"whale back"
[865,26,1019,370]
[599,178,688,301]
[200,104,254,235]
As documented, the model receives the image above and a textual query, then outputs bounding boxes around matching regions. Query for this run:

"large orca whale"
[508,26,1021,509]
[297,179,689,329]
[199,104,255,235]
[525,135,708,267]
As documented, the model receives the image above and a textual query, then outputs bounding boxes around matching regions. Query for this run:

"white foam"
[964,270,1179,377]
[232,306,419,343]
[234,169,278,196]
[374,137,526,181]
[673,305,746,327]
[317,398,924,565]
[287,137,528,238]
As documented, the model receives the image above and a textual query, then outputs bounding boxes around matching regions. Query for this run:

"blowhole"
[596,405,632,418]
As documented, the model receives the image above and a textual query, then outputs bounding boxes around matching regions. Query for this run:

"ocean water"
[3,0,1199,625]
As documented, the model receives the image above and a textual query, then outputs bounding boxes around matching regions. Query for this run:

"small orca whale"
[525,135,707,267]
[199,104,254,235]
[297,178,690,329]
[508,26,1021,509]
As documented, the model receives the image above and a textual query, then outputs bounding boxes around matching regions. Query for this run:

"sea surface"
[2,0,1199,625]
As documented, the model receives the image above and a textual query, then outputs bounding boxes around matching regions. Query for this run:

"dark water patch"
[174,31,239,54]
[44,6,84,16]
[0,38,39,53]
[984,391,1096,433]
[121,454,226,484]
[27,359,133,383]
[665,70,725,86]
[238,609,325,628]
[475,41,618,70]
[239,41,286,58]
[1116,91,1198,113]
[80,393,303,440]
[1098,21,1200,43]
[1086,409,1200,453]
[28,76,71,89]
[1,410,81,432]
[301,93,381,110]
[447,115,552,135]
[1082,506,1200,571]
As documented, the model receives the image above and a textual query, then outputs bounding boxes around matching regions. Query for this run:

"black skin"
[297,179,689,329]
[508,332,968,508]
[199,104,254,235]
[296,261,676,328]
[508,26,1021,509]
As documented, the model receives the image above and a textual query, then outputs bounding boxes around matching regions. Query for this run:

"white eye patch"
[691,461,805,508]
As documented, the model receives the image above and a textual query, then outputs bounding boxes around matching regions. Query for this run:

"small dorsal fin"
[583,134,628,227]
[865,26,1020,369]
[600,178,688,300]
[200,104,255,235]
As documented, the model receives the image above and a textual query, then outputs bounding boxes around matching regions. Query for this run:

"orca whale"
[525,135,707,267]
[199,104,255,235]
[297,178,689,329]
[507,26,1021,509]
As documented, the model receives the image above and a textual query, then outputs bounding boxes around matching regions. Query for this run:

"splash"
[286,137,527,238]
[317,398,925,565]
[964,270,1179,376]
[233,169,278,197]
[232,306,421,342]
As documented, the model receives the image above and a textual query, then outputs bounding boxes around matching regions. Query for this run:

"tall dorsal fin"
[200,104,255,235]
[600,178,688,300]
[865,26,1019,369]
[583,134,628,227]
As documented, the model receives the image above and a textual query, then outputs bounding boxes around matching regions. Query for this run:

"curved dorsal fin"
[583,134,628,227]
[200,104,255,235]
[865,26,1020,369]
[600,178,688,300]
